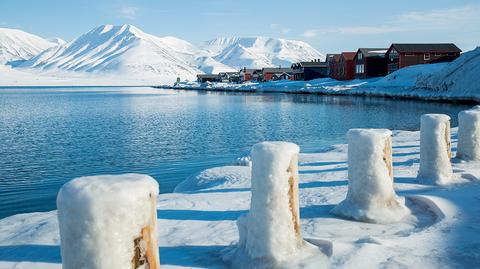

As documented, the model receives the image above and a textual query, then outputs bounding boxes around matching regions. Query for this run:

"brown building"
[326,54,341,79]
[386,43,461,74]
[338,52,356,80]
[354,48,388,79]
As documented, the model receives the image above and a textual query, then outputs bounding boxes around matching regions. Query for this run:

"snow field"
[56,174,160,269]
[417,114,454,185]
[331,129,410,223]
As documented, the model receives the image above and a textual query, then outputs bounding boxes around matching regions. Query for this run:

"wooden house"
[239,68,261,82]
[197,74,219,83]
[262,67,294,82]
[338,52,356,80]
[354,48,388,79]
[386,43,461,74]
[291,59,328,81]
[252,69,264,82]
[326,54,341,79]
[271,72,293,81]
[219,72,242,83]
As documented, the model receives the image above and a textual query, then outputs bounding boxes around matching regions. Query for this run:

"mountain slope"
[20,24,202,81]
[0,28,57,65]
[201,37,325,69]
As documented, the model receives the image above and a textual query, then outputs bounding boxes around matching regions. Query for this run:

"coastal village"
[196,43,462,84]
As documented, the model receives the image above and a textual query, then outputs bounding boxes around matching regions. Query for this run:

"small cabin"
[338,52,356,81]
[262,67,294,82]
[197,74,219,83]
[354,48,388,79]
[386,43,461,74]
[291,59,328,81]
[271,72,293,81]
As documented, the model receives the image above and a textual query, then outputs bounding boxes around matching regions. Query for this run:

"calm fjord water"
[0,87,472,218]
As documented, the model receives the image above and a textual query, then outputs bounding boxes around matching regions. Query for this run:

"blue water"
[0,87,473,218]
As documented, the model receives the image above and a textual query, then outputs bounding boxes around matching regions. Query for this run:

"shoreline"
[163,84,480,104]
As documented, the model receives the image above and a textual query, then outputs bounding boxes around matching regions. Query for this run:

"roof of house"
[389,43,462,53]
[197,74,218,78]
[262,67,293,73]
[341,52,357,61]
[292,61,327,68]
[357,48,388,58]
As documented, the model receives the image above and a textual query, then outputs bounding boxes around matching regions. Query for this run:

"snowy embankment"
[174,47,480,102]
[1,127,480,268]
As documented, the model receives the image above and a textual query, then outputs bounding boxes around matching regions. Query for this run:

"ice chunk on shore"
[457,108,480,161]
[417,114,453,185]
[332,129,410,223]
[57,174,160,269]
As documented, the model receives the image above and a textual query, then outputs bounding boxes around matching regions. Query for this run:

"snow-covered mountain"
[0,27,57,65]
[200,37,325,69]
[20,25,203,81]
[1,24,326,85]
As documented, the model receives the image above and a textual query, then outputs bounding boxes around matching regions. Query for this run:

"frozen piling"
[331,129,410,223]
[57,174,160,269]
[229,141,304,268]
[457,108,480,161]
[417,114,453,185]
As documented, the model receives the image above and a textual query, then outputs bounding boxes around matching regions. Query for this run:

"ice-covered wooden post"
[230,141,304,267]
[57,174,160,269]
[417,114,453,185]
[331,129,410,223]
[457,108,480,161]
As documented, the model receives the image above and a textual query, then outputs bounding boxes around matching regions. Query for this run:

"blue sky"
[1,0,479,53]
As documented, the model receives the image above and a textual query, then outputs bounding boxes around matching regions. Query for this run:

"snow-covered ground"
[1,127,480,268]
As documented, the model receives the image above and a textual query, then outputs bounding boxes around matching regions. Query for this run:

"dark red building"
[354,48,388,79]
[386,43,461,74]
[338,52,356,80]
[326,54,341,79]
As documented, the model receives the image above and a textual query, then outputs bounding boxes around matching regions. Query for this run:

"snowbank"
[331,129,410,223]
[174,166,251,192]
[417,114,453,185]
[417,47,480,98]
[57,174,159,269]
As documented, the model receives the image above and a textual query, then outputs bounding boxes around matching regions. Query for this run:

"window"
[356,64,365,73]
[358,53,363,60]
[424,53,430,60]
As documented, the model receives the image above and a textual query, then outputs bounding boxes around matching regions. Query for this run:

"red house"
[386,43,461,74]
[338,52,356,80]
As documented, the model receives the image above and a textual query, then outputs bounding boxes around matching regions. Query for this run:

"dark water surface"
[0,87,472,218]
